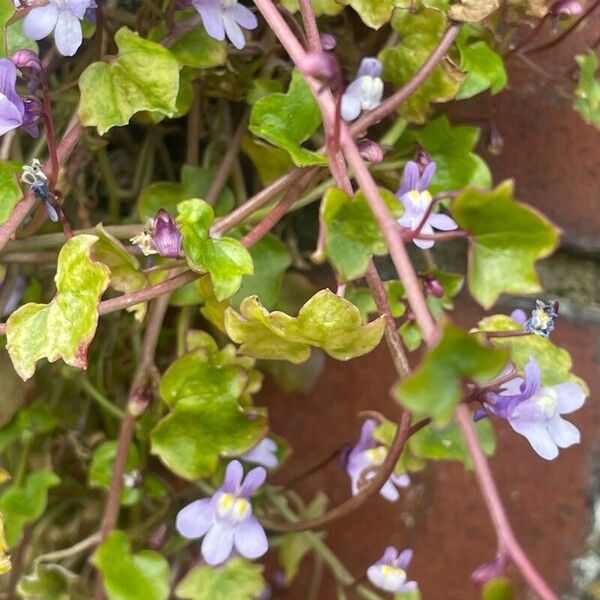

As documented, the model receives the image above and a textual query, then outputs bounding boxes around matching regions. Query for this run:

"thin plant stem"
[80,376,125,420]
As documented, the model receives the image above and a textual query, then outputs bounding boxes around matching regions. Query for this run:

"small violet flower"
[367,547,418,594]
[176,460,268,565]
[479,357,586,460]
[396,161,458,249]
[340,58,383,122]
[130,209,183,258]
[346,419,410,502]
[0,58,40,137]
[192,0,258,50]
[241,438,279,469]
[19,0,97,57]
[525,299,559,337]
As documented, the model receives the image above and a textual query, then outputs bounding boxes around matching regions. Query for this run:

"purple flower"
[346,420,410,502]
[525,299,559,337]
[176,460,268,565]
[131,209,183,258]
[241,438,279,469]
[20,0,96,57]
[367,547,418,593]
[510,308,528,324]
[340,58,383,122]
[357,138,384,163]
[0,58,39,137]
[550,0,583,16]
[482,357,586,460]
[396,161,458,249]
[192,0,258,50]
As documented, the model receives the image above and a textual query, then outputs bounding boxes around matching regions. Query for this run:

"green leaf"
[175,557,265,600]
[89,441,141,507]
[93,224,148,320]
[339,0,407,29]
[93,531,169,600]
[79,28,180,135]
[457,41,507,100]
[319,187,402,281]
[394,324,507,423]
[482,577,514,600]
[17,564,80,599]
[0,515,10,575]
[225,289,386,363]
[402,116,491,193]
[399,320,423,352]
[450,182,560,308]
[138,165,234,220]
[151,349,267,479]
[249,69,327,166]
[177,199,253,301]
[263,350,326,393]
[6,235,110,381]
[476,314,587,389]
[574,50,600,129]
[279,0,344,16]
[231,234,291,309]
[380,7,463,122]
[449,0,501,21]
[0,470,60,547]
[0,161,22,225]
[0,400,57,454]
[240,136,294,185]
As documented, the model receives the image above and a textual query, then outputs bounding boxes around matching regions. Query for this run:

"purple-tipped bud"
[550,0,583,16]
[298,51,342,90]
[358,138,384,163]
[11,49,42,75]
[149,523,168,550]
[423,275,444,298]
[510,308,527,324]
[152,209,183,258]
[415,149,432,173]
[486,123,504,156]
[471,554,508,586]
[319,32,336,50]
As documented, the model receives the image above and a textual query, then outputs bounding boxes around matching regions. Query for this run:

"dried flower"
[340,58,383,122]
[367,547,418,593]
[525,299,559,337]
[21,159,58,221]
[176,460,268,565]
[192,0,258,50]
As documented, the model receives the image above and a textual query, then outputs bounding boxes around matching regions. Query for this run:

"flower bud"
[471,554,508,586]
[510,308,527,324]
[298,51,342,89]
[358,138,384,163]
[11,49,42,75]
[549,0,583,16]
[152,209,183,258]
[423,274,444,298]
[486,123,504,156]
[414,149,432,173]
[319,32,336,50]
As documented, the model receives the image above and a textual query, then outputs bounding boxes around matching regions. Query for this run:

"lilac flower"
[340,58,383,122]
[525,299,559,337]
[367,547,418,593]
[20,0,96,57]
[346,420,410,502]
[481,357,586,460]
[241,438,279,469]
[396,161,458,249]
[176,460,268,565]
[0,59,39,137]
[130,209,183,258]
[192,0,258,50]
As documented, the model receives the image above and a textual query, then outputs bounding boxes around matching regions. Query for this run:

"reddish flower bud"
[298,51,342,90]
[319,32,336,50]
[550,0,583,16]
[358,138,384,163]
[11,49,42,74]
[152,209,183,258]
[423,274,444,298]
[471,554,508,586]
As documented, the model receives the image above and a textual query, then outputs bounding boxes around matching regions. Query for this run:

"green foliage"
[380,7,463,122]
[574,50,600,129]
[339,0,407,28]
[225,289,386,363]
[401,116,491,193]
[5,235,111,381]
[175,557,265,600]
[0,515,9,575]
[394,324,507,423]
[79,28,180,135]
[0,161,22,225]
[457,40,507,100]
[17,564,82,599]
[177,199,253,301]
[249,69,327,166]
[93,531,170,600]
[89,441,140,506]
[280,0,344,15]
[240,136,295,184]
[482,577,514,600]
[318,187,402,281]
[151,346,267,479]
[451,182,560,308]
[0,400,57,454]
[0,470,60,546]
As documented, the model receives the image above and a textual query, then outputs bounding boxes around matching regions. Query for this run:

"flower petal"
[201,522,235,565]
[222,459,244,494]
[381,546,398,564]
[23,4,58,40]
[554,382,586,414]
[367,565,407,593]
[419,161,436,190]
[428,212,458,231]
[0,59,22,108]
[242,438,279,468]
[522,357,541,397]
[54,10,83,56]
[231,3,257,29]
[397,161,420,197]
[233,515,268,559]
[547,417,580,448]
[240,465,267,497]
[340,89,361,122]
[413,222,434,249]
[193,0,225,41]
[397,548,413,570]
[175,498,214,539]
[509,419,559,460]
[223,13,246,49]
[356,57,382,78]
[0,93,24,135]
[379,479,401,502]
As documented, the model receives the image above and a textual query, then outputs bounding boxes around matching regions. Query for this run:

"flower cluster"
[346,419,410,502]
